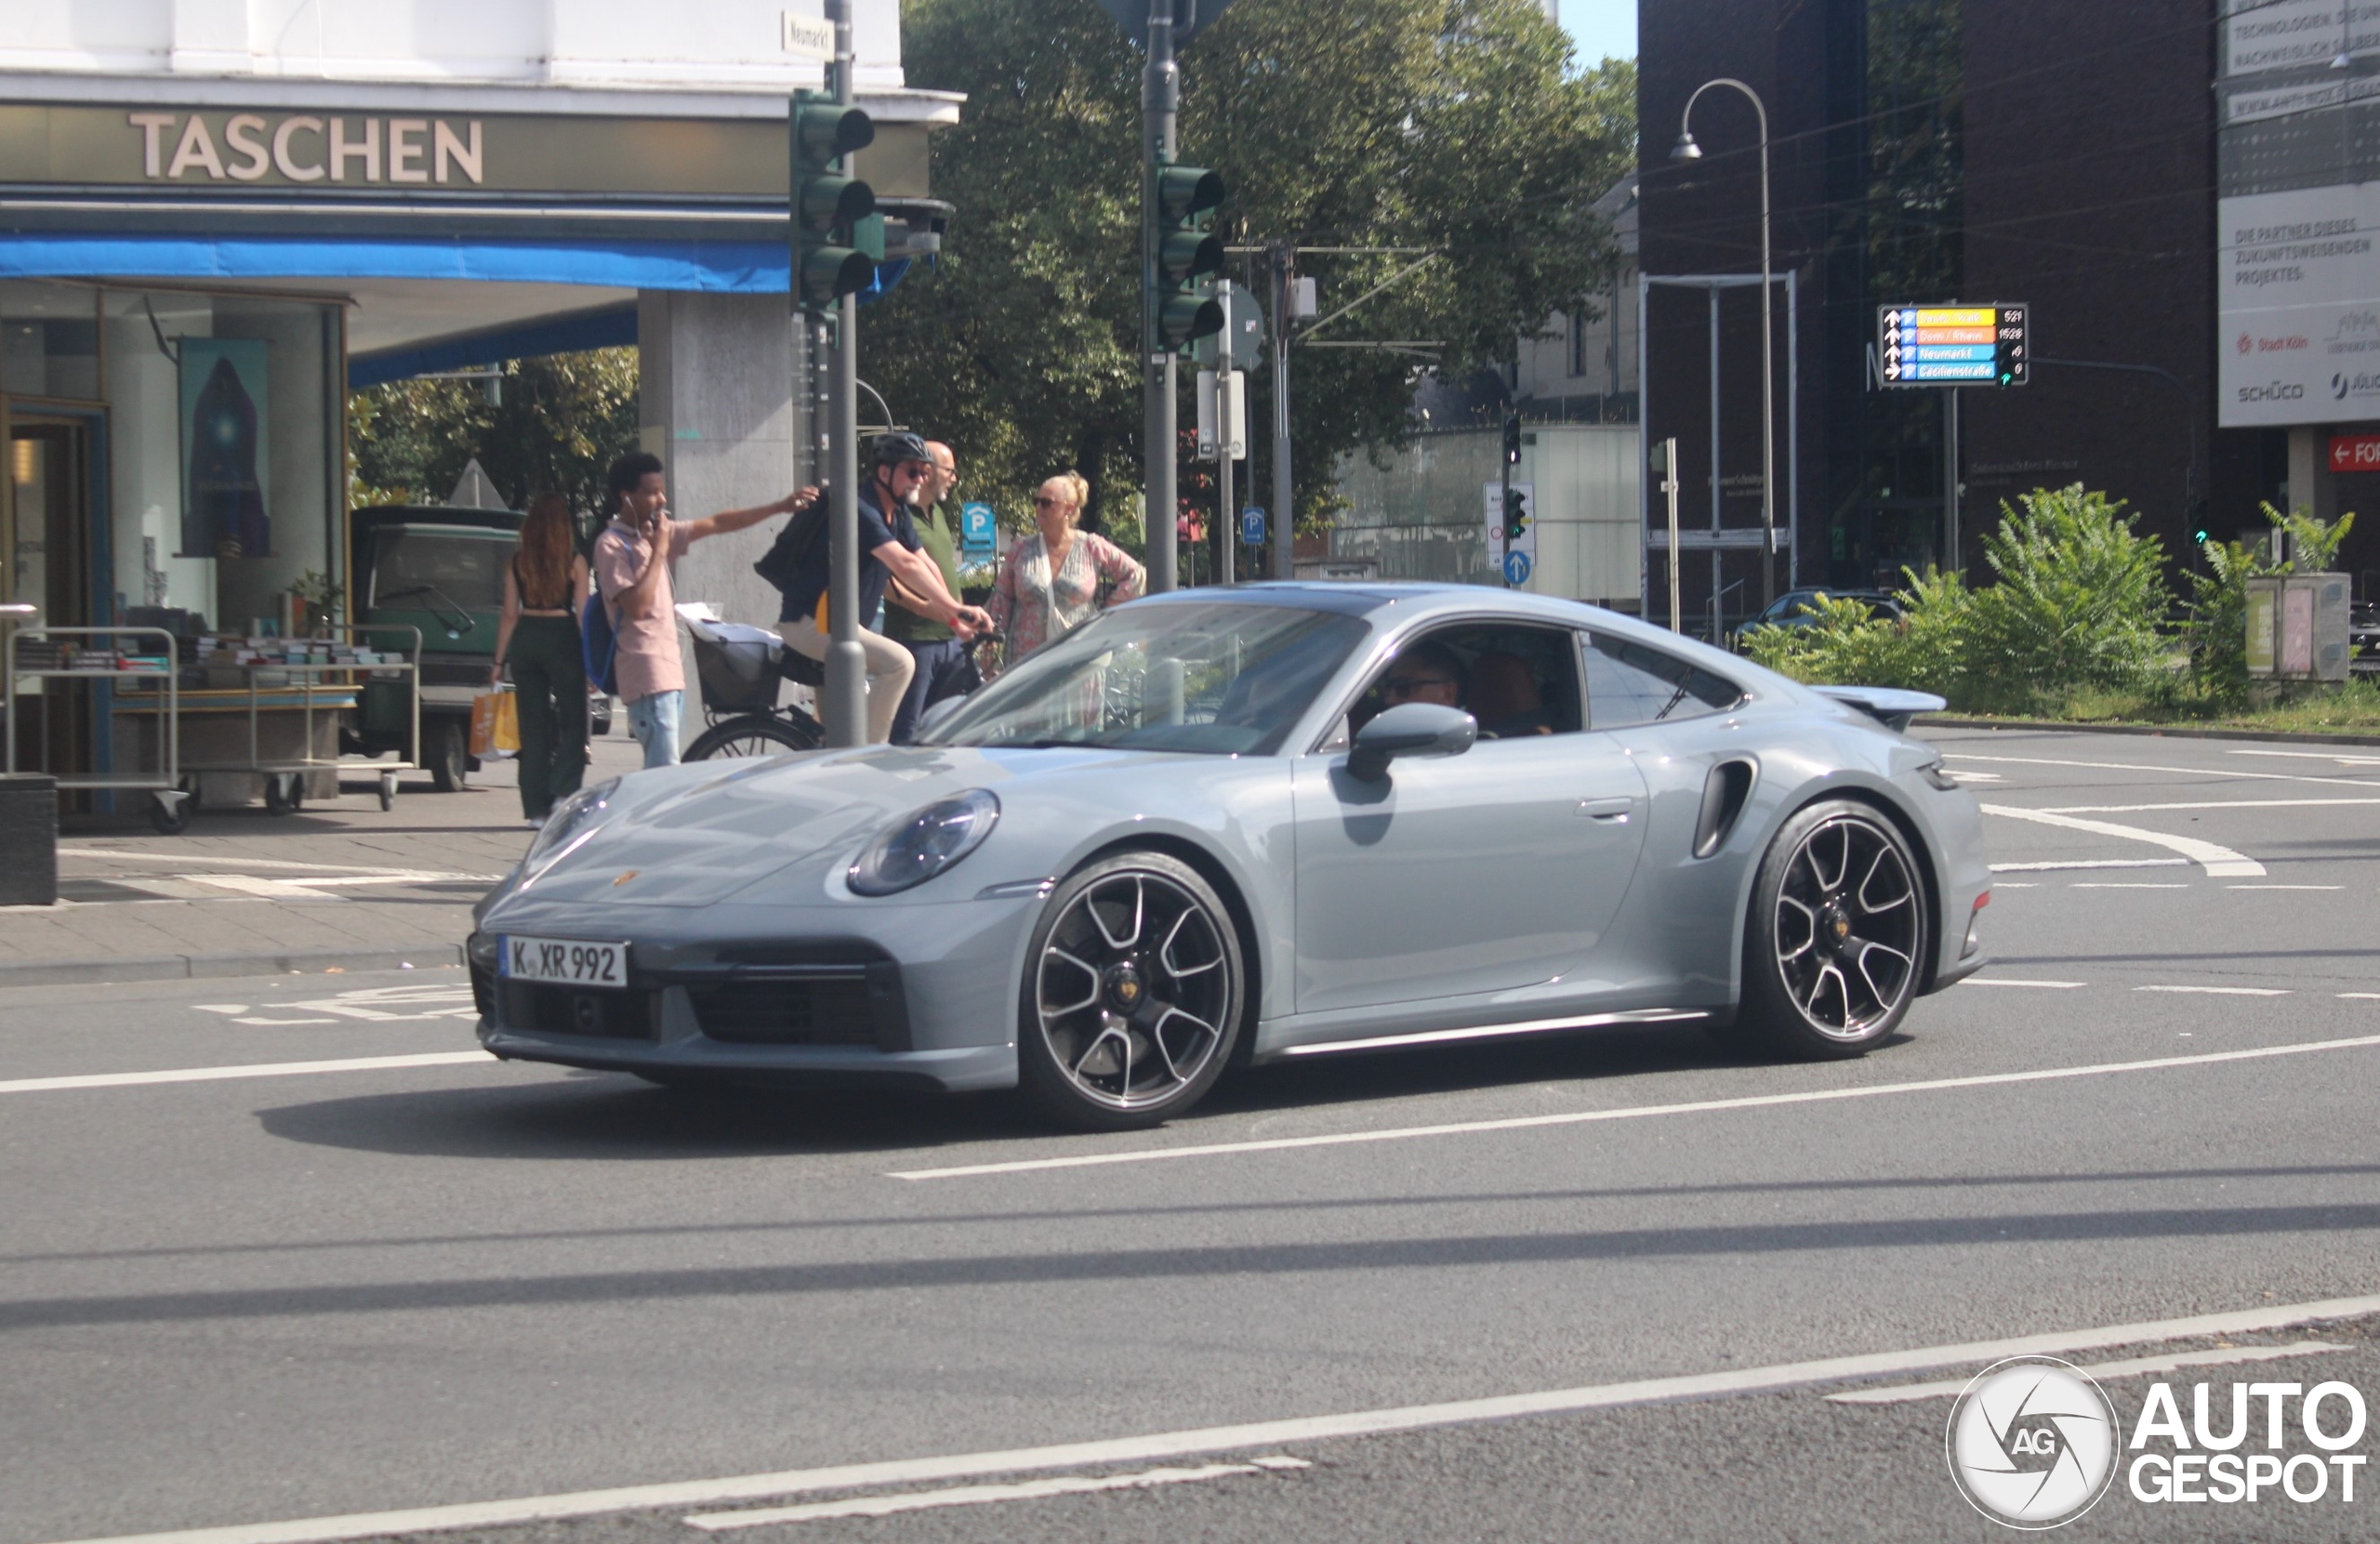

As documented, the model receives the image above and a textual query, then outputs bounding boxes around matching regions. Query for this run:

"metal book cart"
[4,625,184,833]
[167,624,424,823]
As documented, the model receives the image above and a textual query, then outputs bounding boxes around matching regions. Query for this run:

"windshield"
[924,600,1368,755]
[372,531,507,612]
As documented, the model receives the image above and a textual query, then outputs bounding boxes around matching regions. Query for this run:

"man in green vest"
[884,439,974,743]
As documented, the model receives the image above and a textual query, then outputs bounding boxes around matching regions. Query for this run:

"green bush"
[1960,485,2172,707]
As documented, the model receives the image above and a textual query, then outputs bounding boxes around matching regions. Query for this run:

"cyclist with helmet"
[776,430,991,744]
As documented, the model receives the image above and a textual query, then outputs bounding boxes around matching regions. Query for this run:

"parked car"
[2351,602,2380,674]
[1730,587,1904,651]
[471,585,1990,1130]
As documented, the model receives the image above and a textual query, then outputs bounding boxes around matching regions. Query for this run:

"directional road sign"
[1239,506,1266,547]
[1877,303,2028,388]
[959,501,997,556]
[1502,550,1533,587]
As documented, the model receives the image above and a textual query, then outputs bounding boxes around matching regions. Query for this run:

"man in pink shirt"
[594,451,815,768]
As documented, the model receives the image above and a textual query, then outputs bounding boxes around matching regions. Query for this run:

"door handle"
[1579,797,1634,821]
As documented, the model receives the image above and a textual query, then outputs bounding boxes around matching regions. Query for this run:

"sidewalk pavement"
[0,734,650,987]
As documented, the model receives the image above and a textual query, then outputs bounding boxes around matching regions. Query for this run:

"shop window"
[0,282,100,402]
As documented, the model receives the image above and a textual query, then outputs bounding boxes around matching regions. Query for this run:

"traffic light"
[1502,414,1523,465]
[793,92,878,310]
[1152,164,1227,352]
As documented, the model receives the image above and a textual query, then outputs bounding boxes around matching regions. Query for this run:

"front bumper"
[469,894,1038,1092]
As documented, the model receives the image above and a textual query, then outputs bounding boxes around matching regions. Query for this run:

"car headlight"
[849,789,1000,897]
[524,778,620,874]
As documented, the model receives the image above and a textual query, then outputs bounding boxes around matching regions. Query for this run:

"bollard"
[0,772,59,906]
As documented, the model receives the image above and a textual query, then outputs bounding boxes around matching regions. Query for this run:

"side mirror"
[1347,702,1476,781]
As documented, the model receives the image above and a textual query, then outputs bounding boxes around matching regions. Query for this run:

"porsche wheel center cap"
[1824,903,1854,948]
[1104,962,1146,1012]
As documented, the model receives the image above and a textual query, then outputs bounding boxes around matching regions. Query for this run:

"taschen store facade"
[0,0,949,759]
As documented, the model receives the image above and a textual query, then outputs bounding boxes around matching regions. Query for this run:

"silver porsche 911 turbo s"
[469,584,1990,1130]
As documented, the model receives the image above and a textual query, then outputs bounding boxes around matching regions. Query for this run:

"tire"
[1737,799,1928,1060]
[1017,851,1245,1131]
[684,712,823,761]
[429,718,469,792]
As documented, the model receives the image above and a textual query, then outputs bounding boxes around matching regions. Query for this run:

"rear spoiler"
[1811,685,1946,733]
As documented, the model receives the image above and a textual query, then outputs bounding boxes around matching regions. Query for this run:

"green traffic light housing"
[1150,162,1228,353]
[792,92,879,311]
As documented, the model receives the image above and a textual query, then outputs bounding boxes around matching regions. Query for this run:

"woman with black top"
[492,494,590,825]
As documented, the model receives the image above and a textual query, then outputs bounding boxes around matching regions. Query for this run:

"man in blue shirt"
[777,432,989,743]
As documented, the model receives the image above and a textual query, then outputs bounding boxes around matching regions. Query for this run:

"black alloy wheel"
[1017,851,1244,1130]
[1737,799,1926,1059]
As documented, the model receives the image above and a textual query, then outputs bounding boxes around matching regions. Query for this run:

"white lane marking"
[2341,994,2380,1000]
[2039,798,2380,813]
[890,1034,2380,1181]
[2070,882,2188,890]
[2228,884,2344,891]
[1959,979,2085,989]
[56,849,500,878]
[1827,1341,2353,1405]
[2134,985,2291,996]
[683,1458,1311,1531]
[231,1018,338,1027]
[1980,803,2264,877]
[1990,858,2187,872]
[46,1293,2380,1544]
[1993,882,2039,888]
[2228,749,2380,765]
[192,1005,250,1015]
[0,1052,490,1095]
[1946,753,2380,790]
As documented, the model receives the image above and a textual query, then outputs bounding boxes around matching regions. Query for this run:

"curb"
[1924,717,2380,749]
[0,943,466,990]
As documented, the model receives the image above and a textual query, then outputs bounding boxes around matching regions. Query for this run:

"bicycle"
[683,620,826,760]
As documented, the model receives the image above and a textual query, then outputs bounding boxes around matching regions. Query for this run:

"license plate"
[499,936,628,988]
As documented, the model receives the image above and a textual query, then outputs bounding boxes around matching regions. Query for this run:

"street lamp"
[1673,77,1775,610]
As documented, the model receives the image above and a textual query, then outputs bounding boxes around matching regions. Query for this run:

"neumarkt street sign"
[1096,0,1236,46]
[1878,303,2029,387]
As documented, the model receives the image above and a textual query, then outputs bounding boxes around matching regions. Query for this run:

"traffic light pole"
[822,0,866,746]
[1269,241,1293,581]
[1142,3,1178,594]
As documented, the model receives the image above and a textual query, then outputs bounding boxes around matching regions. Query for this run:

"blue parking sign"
[1240,506,1266,546]
[960,501,996,554]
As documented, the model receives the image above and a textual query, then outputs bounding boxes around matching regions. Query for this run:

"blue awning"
[349,306,640,389]
[0,234,793,293]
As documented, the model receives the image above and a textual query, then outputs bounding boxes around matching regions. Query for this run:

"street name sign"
[1877,303,2029,387]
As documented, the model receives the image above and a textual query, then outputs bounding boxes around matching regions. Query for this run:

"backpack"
[581,590,619,695]
[754,503,829,596]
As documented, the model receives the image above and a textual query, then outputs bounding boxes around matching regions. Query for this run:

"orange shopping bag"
[469,687,520,759]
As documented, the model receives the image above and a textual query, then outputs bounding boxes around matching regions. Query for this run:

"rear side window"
[1581,632,1743,728]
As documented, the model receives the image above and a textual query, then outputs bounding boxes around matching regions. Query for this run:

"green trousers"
[509,615,588,819]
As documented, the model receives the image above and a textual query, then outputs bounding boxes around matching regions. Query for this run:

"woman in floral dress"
[987,470,1146,671]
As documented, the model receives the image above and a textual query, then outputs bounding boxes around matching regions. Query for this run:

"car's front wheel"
[1017,851,1244,1131]
[1737,799,1926,1059]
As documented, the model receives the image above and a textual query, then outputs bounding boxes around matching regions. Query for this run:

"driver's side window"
[1339,624,1585,746]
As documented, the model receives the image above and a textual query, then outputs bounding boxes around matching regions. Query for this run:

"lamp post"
[1672,78,1775,611]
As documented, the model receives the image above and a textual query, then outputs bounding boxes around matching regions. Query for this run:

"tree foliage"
[870,0,1634,534]
[348,348,640,528]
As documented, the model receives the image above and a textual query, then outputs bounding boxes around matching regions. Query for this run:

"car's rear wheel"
[1017,851,1243,1131]
[1737,800,1925,1059]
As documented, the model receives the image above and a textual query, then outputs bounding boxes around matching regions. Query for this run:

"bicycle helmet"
[872,430,932,467]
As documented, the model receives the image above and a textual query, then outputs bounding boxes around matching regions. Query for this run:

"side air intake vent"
[1693,759,1757,859]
